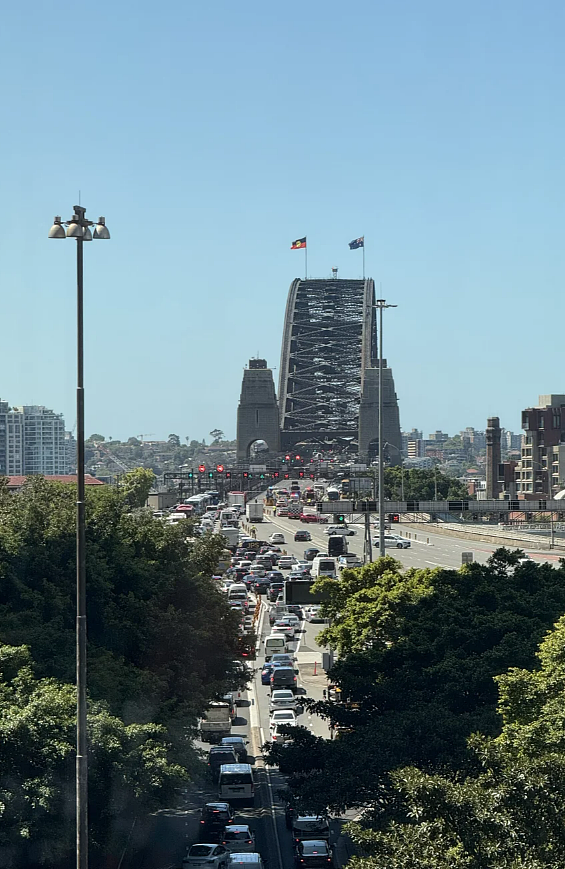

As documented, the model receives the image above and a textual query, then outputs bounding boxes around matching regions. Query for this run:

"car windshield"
[189,845,214,856]
[302,842,328,855]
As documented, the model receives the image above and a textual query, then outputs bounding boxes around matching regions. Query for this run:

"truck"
[199,701,232,743]
[288,501,301,520]
[219,527,240,549]
[246,502,264,523]
[228,492,246,508]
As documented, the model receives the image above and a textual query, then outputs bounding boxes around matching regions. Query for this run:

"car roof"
[227,824,252,832]
[300,840,328,851]
[226,855,262,863]
[219,762,253,772]
[204,802,230,810]
[222,736,245,743]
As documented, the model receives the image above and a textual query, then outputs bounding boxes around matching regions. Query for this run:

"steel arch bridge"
[277,278,401,459]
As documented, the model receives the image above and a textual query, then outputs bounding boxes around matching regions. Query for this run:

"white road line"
[250,671,283,869]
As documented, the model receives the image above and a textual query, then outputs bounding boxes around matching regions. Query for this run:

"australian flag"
[349,237,364,250]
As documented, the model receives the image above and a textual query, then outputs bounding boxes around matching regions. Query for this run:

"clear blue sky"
[2,0,564,442]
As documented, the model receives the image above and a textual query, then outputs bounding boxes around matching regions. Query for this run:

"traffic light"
[188,471,193,478]
[208,471,214,479]
[273,471,280,479]
[295,454,301,461]
[309,473,315,480]
[336,514,346,525]
[299,470,304,478]
[198,464,206,473]
[225,472,231,479]
[243,472,248,479]
[284,473,290,479]
[216,464,224,473]
[260,473,265,480]
[248,473,254,479]
[388,513,400,523]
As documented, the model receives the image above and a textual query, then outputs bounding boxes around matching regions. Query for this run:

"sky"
[1,0,565,442]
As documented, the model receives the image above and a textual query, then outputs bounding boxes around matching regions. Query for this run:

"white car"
[269,689,300,713]
[338,554,362,569]
[372,534,410,549]
[278,555,297,570]
[304,606,326,623]
[324,525,356,536]
[221,825,256,853]
[271,723,293,744]
[272,621,295,639]
[269,709,297,730]
[269,533,286,544]
[236,560,253,570]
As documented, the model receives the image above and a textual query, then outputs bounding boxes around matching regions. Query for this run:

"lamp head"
[83,226,93,242]
[48,216,66,239]
[93,216,110,240]
[66,216,83,238]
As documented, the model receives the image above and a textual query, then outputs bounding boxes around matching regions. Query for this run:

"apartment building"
[0,401,67,476]
[516,395,565,498]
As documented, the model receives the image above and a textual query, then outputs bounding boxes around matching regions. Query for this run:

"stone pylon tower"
[358,361,402,463]
[236,360,281,462]
[486,416,501,499]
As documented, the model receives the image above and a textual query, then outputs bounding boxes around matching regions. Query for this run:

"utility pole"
[375,300,397,557]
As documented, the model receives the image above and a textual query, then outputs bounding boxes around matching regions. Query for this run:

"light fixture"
[83,226,93,242]
[48,216,66,239]
[93,217,110,240]
[66,217,83,238]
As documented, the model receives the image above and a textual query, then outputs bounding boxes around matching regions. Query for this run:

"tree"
[0,643,186,869]
[210,429,224,443]
[0,477,243,749]
[168,433,181,447]
[86,433,105,443]
[118,467,155,507]
[127,436,141,446]
[265,549,565,813]
[344,615,565,869]
[383,467,470,501]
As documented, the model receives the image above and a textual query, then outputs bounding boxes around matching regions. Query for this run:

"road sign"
[317,501,353,513]
[249,464,267,473]
[461,552,474,564]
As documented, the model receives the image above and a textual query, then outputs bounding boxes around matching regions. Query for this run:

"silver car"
[183,844,230,869]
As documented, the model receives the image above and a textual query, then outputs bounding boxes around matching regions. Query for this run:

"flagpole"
[363,237,365,279]
[305,243,307,279]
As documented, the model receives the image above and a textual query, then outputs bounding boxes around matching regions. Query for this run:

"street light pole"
[49,208,110,869]
[375,300,397,558]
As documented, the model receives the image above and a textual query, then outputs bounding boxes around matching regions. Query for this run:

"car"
[269,533,286,544]
[270,665,298,692]
[236,560,253,570]
[208,747,238,782]
[280,613,300,629]
[286,605,304,619]
[304,606,326,623]
[324,526,356,537]
[294,529,312,541]
[254,578,270,594]
[289,569,311,581]
[278,555,297,570]
[269,688,300,713]
[220,737,249,761]
[199,802,235,838]
[267,570,284,582]
[268,584,284,603]
[261,662,276,684]
[221,825,256,853]
[338,554,362,569]
[183,844,230,869]
[270,709,297,729]
[270,652,296,667]
[294,840,333,868]
[248,567,266,578]
[372,534,410,549]
[271,722,294,744]
[304,547,322,561]
[272,621,295,639]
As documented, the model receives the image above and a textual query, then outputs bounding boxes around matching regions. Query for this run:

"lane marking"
[250,670,284,869]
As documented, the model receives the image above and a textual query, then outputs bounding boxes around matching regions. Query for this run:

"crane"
[138,433,155,442]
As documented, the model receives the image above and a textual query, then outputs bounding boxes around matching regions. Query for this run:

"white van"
[311,556,337,579]
[218,763,255,805]
[227,855,264,869]
[264,634,287,660]
[228,583,248,603]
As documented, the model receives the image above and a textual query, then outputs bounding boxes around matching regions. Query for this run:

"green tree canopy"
[345,614,565,868]
[168,433,181,446]
[265,550,565,813]
[118,466,155,507]
[0,644,186,869]
[383,467,470,500]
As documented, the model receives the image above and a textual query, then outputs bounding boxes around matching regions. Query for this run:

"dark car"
[268,583,284,602]
[287,605,304,619]
[254,578,270,594]
[267,571,284,583]
[271,665,298,693]
[294,840,333,867]
[199,802,235,839]
[221,736,248,761]
[304,547,322,561]
[294,530,312,541]
[261,660,284,684]
[207,747,238,782]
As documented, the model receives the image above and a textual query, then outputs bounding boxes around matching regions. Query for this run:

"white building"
[0,401,67,476]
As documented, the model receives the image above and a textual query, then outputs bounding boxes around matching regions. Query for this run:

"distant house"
[6,474,105,492]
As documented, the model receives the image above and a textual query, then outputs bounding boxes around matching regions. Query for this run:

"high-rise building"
[516,395,565,498]
[65,430,77,474]
[0,400,67,476]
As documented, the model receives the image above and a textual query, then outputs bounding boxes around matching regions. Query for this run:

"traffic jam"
[179,483,344,869]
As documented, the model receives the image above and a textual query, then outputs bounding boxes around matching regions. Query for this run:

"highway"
[130,590,334,869]
[258,506,559,570]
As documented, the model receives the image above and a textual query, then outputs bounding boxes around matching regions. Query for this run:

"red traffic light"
[198,464,206,473]
[226,472,231,479]
[243,472,248,478]
[295,455,301,460]
[216,464,224,473]
[299,470,305,478]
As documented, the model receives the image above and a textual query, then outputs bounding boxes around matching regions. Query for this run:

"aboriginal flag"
[291,237,307,250]
[349,237,364,249]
